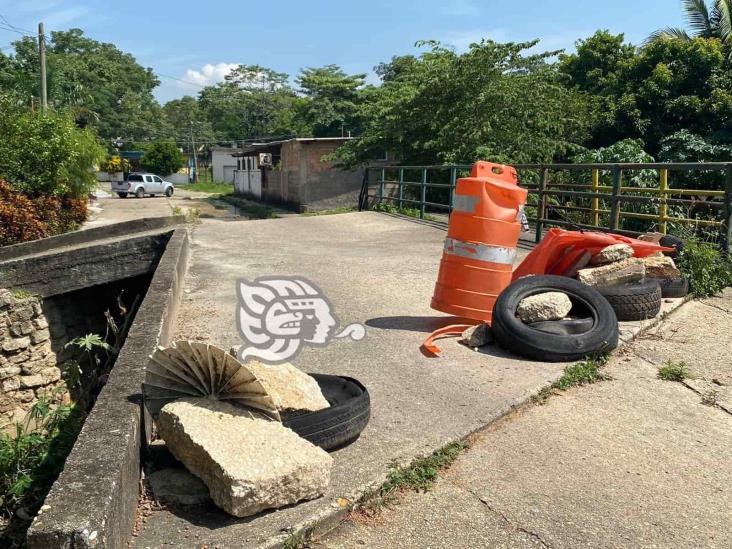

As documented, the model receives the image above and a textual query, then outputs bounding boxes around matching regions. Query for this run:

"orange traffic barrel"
[431,161,528,323]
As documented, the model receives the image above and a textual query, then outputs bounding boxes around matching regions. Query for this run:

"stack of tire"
[491,235,689,362]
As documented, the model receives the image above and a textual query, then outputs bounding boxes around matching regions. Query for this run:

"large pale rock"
[517,292,572,323]
[577,258,645,287]
[461,323,493,349]
[157,398,332,517]
[589,243,634,266]
[246,361,329,412]
[642,254,681,279]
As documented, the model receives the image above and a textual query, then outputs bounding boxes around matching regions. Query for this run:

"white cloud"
[179,62,238,89]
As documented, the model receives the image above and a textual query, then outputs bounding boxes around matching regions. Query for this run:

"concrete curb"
[27,227,190,549]
[264,296,694,549]
[0,215,185,262]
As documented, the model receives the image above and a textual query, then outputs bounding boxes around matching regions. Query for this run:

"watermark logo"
[236,276,365,364]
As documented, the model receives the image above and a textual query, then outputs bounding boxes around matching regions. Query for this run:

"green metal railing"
[360,163,732,252]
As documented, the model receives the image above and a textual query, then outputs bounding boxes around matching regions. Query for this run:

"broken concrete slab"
[577,257,645,287]
[642,254,682,279]
[246,361,330,412]
[460,323,493,349]
[517,292,572,323]
[589,243,634,265]
[157,398,333,518]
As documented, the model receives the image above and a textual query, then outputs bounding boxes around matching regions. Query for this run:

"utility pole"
[190,121,199,183]
[38,22,47,112]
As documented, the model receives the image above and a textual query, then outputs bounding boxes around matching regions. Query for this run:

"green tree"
[162,96,215,144]
[140,141,184,176]
[296,65,367,137]
[5,29,164,141]
[335,39,591,166]
[648,0,732,53]
[0,94,105,198]
[198,64,304,139]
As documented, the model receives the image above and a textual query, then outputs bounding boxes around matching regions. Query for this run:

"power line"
[0,12,33,35]
[156,72,209,90]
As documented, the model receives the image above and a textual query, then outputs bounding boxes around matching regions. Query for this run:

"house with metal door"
[210,146,240,183]
[233,137,389,211]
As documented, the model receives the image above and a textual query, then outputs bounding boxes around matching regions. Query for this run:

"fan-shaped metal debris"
[142,341,280,420]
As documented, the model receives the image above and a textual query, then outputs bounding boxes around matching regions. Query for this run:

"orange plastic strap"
[421,324,476,357]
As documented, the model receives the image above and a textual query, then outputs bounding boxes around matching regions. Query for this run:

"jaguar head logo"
[236,276,365,364]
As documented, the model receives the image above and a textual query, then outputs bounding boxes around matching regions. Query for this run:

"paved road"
[322,290,732,549]
[131,212,684,548]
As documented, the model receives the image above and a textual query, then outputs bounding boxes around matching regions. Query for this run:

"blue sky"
[0,0,686,104]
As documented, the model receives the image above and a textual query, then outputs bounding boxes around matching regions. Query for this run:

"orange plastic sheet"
[420,323,478,357]
[513,228,672,280]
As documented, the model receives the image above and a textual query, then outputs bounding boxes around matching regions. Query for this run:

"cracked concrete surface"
[321,289,732,549]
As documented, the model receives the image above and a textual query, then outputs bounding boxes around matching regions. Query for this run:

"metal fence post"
[398,168,404,209]
[659,168,669,234]
[379,168,385,206]
[609,165,622,231]
[449,167,457,214]
[725,164,732,254]
[591,168,599,226]
[420,168,427,219]
[535,168,547,243]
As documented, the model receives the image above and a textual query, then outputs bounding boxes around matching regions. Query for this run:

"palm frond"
[683,0,714,36]
[714,0,732,42]
[645,27,693,45]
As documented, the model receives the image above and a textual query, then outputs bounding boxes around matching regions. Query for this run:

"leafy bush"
[140,141,185,176]
[0,180,87,246]
[0,391,84,517]
[0,94,105,198]
[676,237,732,297]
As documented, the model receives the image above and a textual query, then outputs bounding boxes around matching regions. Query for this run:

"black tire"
[659,235,684,256]
[282,374,370,451]
[650,276,689,299]
[117,192,128,198]
[492,275,619,362]
[165,186,174,197]
[599,280,662,321]
[135,187,145,198]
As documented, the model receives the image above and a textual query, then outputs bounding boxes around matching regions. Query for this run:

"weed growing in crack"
[657,360,689,382]
[533,355,610,404]
[701,389,720,406]
[282,526,314,549]
[355,441,468,517]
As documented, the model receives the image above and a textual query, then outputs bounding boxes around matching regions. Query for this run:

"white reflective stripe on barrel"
[443,237,516,265]
[452,194,479,213]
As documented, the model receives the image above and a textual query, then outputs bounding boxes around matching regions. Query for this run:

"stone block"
[577,258,646,287]
[245,361,330,413]
[10,321,34,337]
[9,350,30,364]
[10,306,35,323]
[157,398,333,518]
[461,323,494,348]
[0,289,12,309]
[32,301,42,317]
[21,356,55,375]
[0,366,21,380]
[32,317,49,330]
[17,389,35,403]
[642,254,682,279]
[30,329,50,345]
[517,292,573,323]
[588,243,634,266]
[3,337,30,353]
[19,375,44,389]
[2,377,20,392]
[40,367,61,384]
[0,393,16,413]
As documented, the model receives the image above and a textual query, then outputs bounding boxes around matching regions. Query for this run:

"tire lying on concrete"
[650,276,689,299]
[598,279,662,321]
[283,374,370,451]
[492,275,619,362]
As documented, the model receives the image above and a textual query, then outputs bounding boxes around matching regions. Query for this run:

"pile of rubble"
[142,342,369,518]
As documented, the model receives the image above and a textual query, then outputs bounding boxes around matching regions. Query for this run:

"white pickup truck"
[111,173,174,198]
